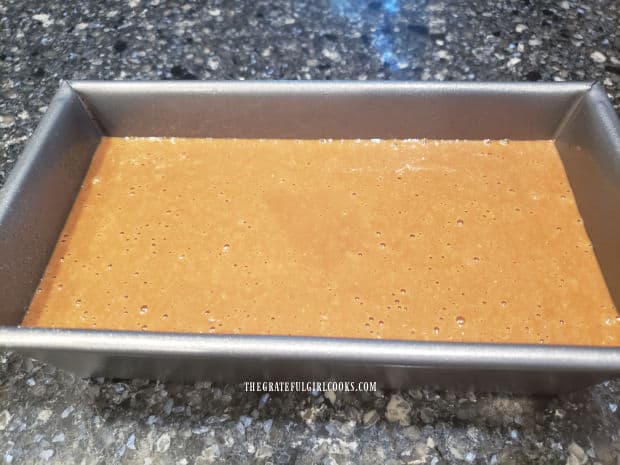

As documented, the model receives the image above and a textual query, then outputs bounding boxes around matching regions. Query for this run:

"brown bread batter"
[22,137,619,345]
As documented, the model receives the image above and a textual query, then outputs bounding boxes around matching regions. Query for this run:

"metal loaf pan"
[1,81,619,393]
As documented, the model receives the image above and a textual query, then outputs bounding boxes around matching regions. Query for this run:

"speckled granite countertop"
[1,0,619,464]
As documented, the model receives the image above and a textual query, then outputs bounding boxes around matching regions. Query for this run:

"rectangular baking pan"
[1,81,619,393]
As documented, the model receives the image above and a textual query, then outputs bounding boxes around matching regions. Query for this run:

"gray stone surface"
[1,0,619,463]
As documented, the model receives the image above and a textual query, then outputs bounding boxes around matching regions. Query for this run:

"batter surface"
[22,137,619,345]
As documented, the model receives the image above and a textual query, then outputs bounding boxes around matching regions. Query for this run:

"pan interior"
[21,136,619,346]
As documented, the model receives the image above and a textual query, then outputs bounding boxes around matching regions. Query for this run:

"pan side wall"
[72,81,588,139]
[0,85,101,325]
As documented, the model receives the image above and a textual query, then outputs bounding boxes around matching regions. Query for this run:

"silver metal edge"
[582,83,620,175]
[1,328,618,373]
[68,80,594,94]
